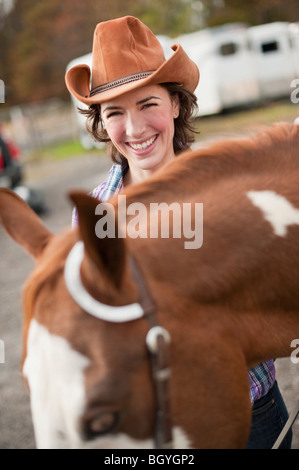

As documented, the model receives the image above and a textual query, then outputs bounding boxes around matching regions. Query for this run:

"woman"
[65,15,291,449]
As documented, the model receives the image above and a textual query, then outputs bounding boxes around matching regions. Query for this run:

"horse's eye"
[82,411,120,440]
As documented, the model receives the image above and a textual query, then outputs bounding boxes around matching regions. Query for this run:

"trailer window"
[261,41,279,53]
[219,42,238,56]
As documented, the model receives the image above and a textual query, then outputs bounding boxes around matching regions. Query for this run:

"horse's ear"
[0,188,52,258]
[68,190,125,288]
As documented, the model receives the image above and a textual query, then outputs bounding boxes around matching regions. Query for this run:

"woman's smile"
[126,134,158,153]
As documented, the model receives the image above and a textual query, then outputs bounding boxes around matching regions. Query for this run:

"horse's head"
[0,189,174,448]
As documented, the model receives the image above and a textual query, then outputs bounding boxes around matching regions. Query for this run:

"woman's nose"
[125,112,146,139]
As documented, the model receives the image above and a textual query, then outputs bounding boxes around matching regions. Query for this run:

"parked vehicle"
[247,22,298,100]
[0,131,47,215]
[175,23,260,116]
[289,22,299,77]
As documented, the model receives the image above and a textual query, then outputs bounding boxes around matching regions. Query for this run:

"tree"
[1,0,144,104]
[201,0,299,27]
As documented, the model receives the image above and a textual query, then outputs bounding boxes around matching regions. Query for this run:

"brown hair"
[79,83,199,165]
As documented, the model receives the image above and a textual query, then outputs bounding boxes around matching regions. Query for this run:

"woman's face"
[101,85,180,182]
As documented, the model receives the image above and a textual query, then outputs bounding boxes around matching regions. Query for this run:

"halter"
[64,241,173,449]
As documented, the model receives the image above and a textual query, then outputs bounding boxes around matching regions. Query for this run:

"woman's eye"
[142,102,157,110]
[107,111,121,118]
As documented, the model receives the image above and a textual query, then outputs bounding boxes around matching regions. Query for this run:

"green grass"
[26,138,104,162]
[42,139,87,160]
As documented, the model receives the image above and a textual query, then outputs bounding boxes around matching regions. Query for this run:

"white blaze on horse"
[1,122,299,449]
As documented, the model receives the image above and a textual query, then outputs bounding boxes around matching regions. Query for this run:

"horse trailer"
[247,22,298,100]
[175,24,261,116]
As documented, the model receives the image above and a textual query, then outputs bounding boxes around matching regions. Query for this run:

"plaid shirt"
[72,163,276,403]
[72,163,125,227]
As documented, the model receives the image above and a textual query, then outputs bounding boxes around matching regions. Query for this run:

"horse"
[1,122,299,449]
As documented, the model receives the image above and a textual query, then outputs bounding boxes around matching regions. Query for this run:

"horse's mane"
[120,122,299,206]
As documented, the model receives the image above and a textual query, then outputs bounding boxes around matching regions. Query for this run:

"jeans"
[246,381,292,449]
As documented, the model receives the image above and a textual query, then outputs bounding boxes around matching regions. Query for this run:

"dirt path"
[0,149,298,449]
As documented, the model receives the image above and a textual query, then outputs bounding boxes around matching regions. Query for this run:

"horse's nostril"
[81,411,120,440]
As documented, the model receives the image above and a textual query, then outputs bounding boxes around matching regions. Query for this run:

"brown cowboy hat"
[65,16,200,106]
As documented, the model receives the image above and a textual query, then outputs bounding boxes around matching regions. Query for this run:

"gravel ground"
[0,148,298,449]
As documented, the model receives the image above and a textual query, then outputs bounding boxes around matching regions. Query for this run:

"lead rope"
[272,398,299,449]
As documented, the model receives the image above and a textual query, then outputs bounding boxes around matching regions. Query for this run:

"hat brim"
[65,44,199,106]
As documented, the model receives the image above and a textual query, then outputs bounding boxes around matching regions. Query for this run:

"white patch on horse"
[247,190,299,237]
[83,426,192,449]
[22,321,193,449]
[23,319,90,449]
